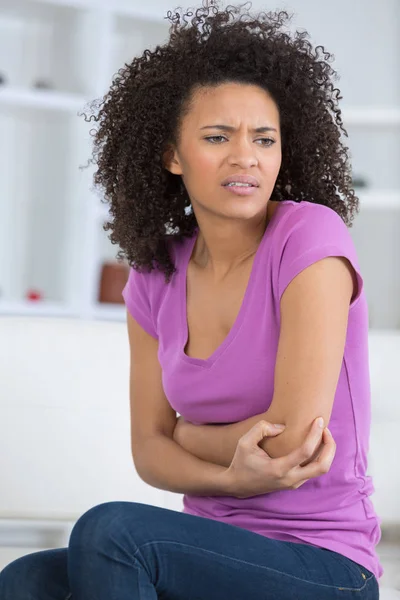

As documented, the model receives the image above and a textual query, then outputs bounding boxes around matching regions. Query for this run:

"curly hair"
[82,0,359,283]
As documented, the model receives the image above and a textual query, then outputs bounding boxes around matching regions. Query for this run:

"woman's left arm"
[173,256,356,467]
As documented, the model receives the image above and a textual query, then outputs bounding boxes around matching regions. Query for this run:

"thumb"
[243,420,286,445]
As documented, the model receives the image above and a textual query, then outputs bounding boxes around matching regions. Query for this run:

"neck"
[191,202,276,280]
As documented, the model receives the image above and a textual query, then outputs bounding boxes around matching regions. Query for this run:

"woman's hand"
[223,418,336,499]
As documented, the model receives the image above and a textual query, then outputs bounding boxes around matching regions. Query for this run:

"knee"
[0,561,17,599]
[0,555,36,600]
[0,548,69,600]
[69,501,151,551]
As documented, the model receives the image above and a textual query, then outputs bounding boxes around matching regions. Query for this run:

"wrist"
[172,422,182,445]
[173,420,193,450]
[216,467,237,497]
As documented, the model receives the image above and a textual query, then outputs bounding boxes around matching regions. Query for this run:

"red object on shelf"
[26,289,43,301]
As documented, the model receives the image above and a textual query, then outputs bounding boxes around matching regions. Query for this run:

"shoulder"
[274,200,354,254]
[272,200,362,306]
[123,232,192,309]
[277,200,347,234]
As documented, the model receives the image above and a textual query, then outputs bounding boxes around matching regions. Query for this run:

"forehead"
[185,82,280,125]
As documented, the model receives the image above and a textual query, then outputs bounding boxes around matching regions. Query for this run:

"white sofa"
[0,317,183,554]
[1,316,399,596]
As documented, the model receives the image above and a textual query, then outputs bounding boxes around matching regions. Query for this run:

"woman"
[0,2,382,598]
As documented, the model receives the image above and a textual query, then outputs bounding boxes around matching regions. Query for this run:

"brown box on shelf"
[98,262,129,304]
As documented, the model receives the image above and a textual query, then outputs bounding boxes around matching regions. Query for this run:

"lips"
[221,174,260,187]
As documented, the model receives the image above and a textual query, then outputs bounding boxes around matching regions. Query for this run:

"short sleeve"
[277,203,364,308]
[122,267,159,339]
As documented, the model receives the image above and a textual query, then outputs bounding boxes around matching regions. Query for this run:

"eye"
[205,136,227,143]
[256,138,275,147]
[204,136,275,146]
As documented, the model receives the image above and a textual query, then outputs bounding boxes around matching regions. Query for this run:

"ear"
[162,144,183,176]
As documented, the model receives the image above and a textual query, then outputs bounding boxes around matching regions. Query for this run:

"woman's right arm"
[127,312,232,496]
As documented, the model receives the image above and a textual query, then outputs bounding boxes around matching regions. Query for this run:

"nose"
[227,138,258,169]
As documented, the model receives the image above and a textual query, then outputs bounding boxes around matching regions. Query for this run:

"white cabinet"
[0,0,170,320]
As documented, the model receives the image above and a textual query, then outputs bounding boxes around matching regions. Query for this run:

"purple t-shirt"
[122,199,383,579]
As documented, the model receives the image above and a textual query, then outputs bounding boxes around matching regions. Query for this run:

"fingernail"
[317,417,324,428]
[274,424,286,429]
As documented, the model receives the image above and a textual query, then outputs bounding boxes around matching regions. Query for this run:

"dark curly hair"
[82,0,359,283]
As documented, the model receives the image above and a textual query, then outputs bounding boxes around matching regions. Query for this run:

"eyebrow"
[200,124,278,133]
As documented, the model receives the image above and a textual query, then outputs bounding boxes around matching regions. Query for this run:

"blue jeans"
[0,501,379,599]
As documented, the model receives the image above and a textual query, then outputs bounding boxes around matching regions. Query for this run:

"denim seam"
[130,541,154,583]
[135,540,374,592]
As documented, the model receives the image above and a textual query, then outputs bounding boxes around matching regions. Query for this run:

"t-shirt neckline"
[179,201,290,367]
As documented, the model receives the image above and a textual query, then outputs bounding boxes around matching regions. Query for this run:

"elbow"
[131,436,156,483]
[259,428,299,459]
[132,450,162,489]
[131,432,172,487]
[260,423,322,463]
[131,449,148,483]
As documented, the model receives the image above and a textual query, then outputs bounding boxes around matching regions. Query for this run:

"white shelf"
[0,0,399,325]
[343,107,400,126]
[0,301,77,318]
[2,0,172,23]
[40,0,97,8]
[92,303,126,321]
[8,0,99,9]
[359,190,400,210]
[0,87,87,112]
[0,302,125,322]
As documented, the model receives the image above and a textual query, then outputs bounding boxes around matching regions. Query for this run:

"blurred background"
[0,0,399,595]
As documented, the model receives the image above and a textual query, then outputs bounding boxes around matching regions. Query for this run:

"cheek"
[180,147,217,195]
[186,149,218,181]
[195,149,218,169]
[269,150,282,175]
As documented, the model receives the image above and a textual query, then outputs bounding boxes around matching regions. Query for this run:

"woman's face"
[165,82,282,223]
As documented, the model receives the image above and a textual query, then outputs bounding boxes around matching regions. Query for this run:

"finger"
[240,420,285,447]
[276,417,325,472]
[291,478,309,490]
[295,428,336,480]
